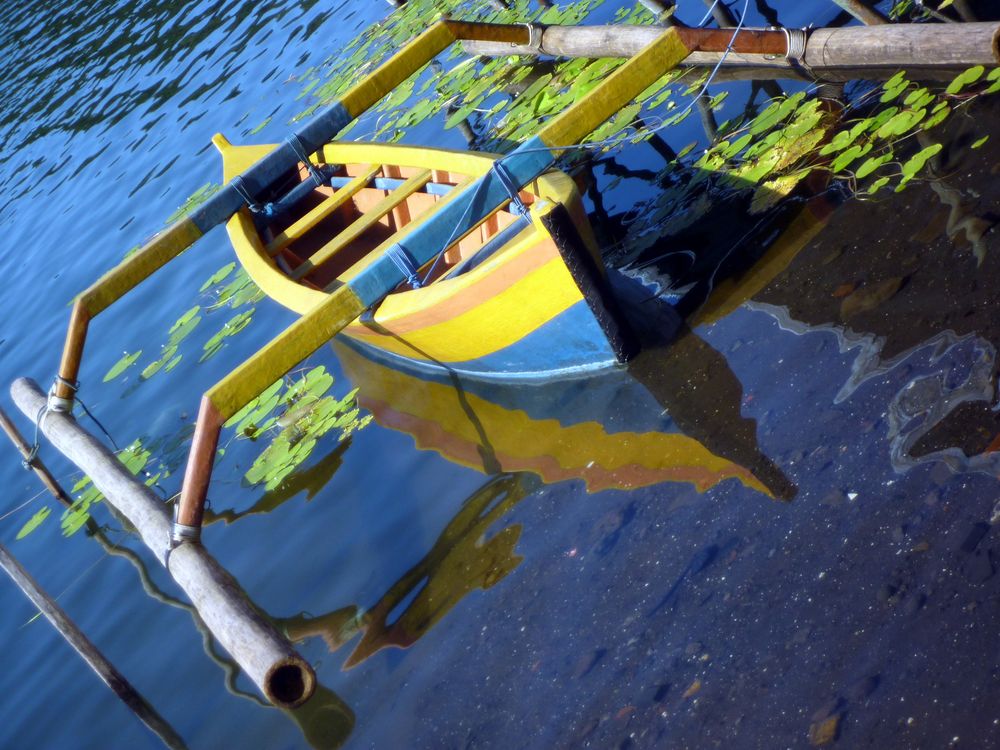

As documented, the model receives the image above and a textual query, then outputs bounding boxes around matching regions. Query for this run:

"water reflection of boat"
[333,322,794,499]
[341,472,538,668]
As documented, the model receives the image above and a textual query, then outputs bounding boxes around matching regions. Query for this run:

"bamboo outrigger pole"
[11,379,317,709]
[43,21,796,550]
[462,22,1000,81]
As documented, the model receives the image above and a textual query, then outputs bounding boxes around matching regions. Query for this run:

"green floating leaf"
[118,440,151,476]
[855,153,893,179]
[831,143,872,173]
[165,184,221,226]
[16,507,51,540]
[876,108,926,139]
[103,350,142,382]
[200,309,255,362]
[971,135,989,149]
[946,65,985,95]
[170,306,201,334]
[200,262,236,292]
[880,71,910,103]
[868,176,891,193]
[921,103,951,130]
[61,484,102,537]
[226,378,284,429]
[141,346,178,380]
[212,268,264,309]
[901,143,943,178]
[676,141,697,160]
[248,118,271,136]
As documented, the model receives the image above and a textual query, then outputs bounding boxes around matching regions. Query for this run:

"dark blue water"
[2,0,1000,748]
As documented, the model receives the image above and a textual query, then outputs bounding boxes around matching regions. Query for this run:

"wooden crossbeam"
[328,175,479,288]
[265,164,382,257]
[290,169,433,281]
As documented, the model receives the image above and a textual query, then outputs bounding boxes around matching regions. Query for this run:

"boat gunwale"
[218,138,590,317]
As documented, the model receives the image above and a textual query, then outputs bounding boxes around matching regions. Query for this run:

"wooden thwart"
[10,378,316,709]
[290,169,433,280]
[266,165,382,257]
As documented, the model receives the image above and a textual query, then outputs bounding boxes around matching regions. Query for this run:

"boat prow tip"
[211,132,232,153]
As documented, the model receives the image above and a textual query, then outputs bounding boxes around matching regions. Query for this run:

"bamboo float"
[10,378,316,709]
[0,543,187,750]
[462,22,1000,81]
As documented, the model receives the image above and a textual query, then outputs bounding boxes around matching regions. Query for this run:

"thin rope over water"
[20,403,47,471]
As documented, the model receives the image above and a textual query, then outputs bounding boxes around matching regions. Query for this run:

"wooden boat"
[213,135,634,381]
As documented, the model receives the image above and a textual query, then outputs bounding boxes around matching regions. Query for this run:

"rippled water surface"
[2,1,1000,748]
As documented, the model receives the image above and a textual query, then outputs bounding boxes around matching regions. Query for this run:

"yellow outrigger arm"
[49,21,791,546]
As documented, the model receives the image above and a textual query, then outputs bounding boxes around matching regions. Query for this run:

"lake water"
[2,0,1000,748]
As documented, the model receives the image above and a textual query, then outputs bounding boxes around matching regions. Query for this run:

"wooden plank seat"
[265,164,381,257]
[290,169,433,281]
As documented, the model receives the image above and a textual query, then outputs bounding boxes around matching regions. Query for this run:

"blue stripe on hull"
[342,299,623,383]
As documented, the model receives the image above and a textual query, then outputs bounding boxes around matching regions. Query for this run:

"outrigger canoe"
[213,136,634,380]
[44,21,795,545]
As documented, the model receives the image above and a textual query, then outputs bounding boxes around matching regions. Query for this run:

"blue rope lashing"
[287,134,326,186]
[233,176,263,213]
[491,159,530,218]
[261,136,333,219]
[385,243,423,289]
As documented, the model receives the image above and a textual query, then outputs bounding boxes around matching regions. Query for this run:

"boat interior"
[258,157,533,292]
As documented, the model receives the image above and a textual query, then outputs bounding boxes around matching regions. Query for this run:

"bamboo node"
[521,22,544,53]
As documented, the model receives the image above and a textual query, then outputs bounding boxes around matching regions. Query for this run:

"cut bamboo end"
[266,657,317,708]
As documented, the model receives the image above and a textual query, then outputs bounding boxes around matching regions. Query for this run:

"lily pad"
[15,507,51,540]
[103,350,142,382]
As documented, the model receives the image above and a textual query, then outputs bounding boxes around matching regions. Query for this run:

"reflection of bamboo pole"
[703,0,738,28]
[0,544,187,750]
[831,0,888,25]
[695,92,718,142]
[10,378,316,709]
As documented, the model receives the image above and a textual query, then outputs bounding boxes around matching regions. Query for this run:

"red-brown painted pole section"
[674,27,787,55]
[53,300,90,406]
[174,396,224,543]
